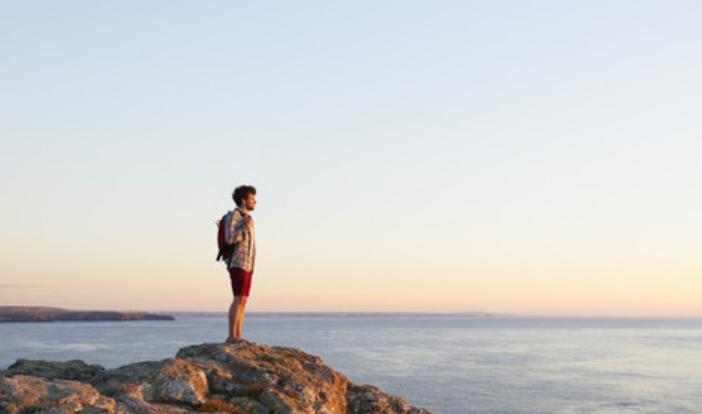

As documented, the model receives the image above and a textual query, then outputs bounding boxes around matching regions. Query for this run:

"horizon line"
[5,306,702,318]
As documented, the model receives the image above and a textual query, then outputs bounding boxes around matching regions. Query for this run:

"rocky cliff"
[0,341,432,414]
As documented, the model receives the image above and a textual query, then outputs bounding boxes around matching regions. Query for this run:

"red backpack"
[216,213,235,264]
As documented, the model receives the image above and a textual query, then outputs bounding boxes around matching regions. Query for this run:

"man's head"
[233,185,257,211]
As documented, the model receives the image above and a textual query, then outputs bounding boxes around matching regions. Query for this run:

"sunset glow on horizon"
[2,1,701,317]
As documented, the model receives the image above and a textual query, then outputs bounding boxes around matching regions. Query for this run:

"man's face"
[243,194,257,211]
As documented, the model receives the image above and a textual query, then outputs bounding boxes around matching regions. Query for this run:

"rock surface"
[0,341,432,414]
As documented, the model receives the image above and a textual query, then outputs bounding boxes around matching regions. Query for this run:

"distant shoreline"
[4,308,698,321]
[166,312,702,320]
[169,311,508,318]
[0,307,175,323]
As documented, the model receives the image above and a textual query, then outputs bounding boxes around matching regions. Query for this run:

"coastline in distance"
[0,306,175,323]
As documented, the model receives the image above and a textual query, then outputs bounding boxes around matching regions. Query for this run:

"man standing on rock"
[223,185,257,342]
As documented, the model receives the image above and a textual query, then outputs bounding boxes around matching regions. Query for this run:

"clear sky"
[1,1,701,316]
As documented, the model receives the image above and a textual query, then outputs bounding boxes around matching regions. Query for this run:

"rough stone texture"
[177,342,348,414]
[7,358,105,382]
[152,358,208,406]
[0,375,118,414]
[91,360,162,398]
[0,341,433,414]
[347,384,432,414]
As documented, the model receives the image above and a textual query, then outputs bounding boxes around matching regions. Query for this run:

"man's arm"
[226,212,248,245]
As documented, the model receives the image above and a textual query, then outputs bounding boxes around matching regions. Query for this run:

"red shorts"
[228,267,253,297]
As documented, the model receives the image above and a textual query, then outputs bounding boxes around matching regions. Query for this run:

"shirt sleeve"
[225,211,247,245]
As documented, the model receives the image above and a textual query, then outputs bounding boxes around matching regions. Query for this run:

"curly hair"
[232,185,257,207]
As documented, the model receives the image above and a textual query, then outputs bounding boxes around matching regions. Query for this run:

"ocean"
[2,314,702,414]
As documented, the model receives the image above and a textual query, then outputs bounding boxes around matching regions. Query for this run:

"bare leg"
[227,296,248,341]
[227,297,239,342]
[235,297,248,339]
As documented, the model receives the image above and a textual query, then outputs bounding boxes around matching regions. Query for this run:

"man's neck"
[237,206,250,214]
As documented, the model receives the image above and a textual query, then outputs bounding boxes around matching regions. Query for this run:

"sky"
[1,1,701,316]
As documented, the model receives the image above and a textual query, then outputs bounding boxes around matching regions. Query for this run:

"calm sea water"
[2,315,702,414]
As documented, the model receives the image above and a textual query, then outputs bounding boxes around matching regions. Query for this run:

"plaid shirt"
[224,208,256,272]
